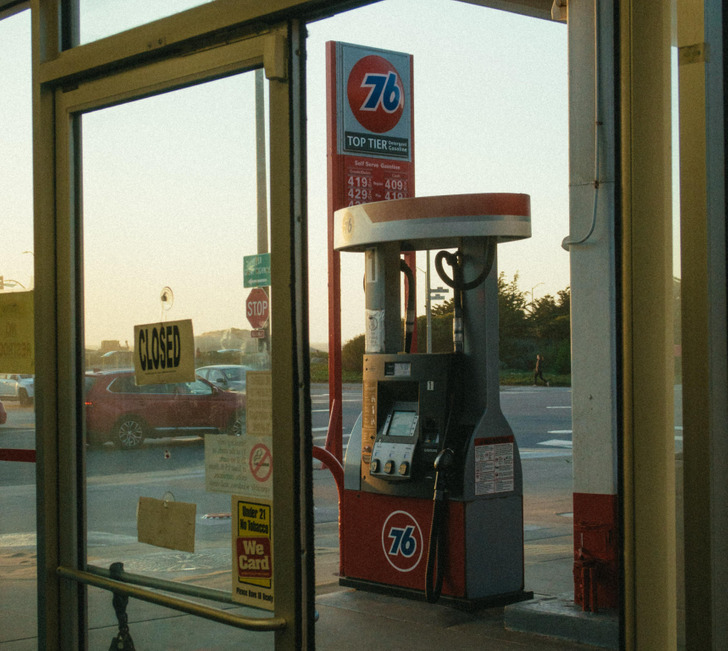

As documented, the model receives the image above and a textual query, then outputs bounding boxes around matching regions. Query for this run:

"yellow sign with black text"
[232,496,274,610]
[0,291,34,374]
[133,319,195,385]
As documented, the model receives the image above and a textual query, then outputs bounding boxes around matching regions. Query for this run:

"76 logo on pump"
[381,510,424,572]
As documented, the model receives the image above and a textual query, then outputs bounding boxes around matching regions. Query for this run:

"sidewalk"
[1,456,618,649]
[0,523,614,651]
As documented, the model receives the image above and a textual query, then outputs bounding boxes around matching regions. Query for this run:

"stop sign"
[246,288,269,329]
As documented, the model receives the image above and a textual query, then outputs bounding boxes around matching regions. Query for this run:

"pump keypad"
[370,440,416,481]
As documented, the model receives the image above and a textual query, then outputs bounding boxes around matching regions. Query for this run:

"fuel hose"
[434,241,495,352]
[425,448,455,603]
[400,258,416,353]
[433,239,496,293]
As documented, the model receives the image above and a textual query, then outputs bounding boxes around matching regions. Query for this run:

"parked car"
[0,399,6,425]
[195,365,251,393]
[84,369,245,449]
[0,373,34,406]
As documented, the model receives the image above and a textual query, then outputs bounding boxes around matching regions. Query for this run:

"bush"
[341,334,365,372]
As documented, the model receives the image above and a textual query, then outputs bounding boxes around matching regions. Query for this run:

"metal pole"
[256,68,270,355]
[426,250,432,353]
[256,68,268,255]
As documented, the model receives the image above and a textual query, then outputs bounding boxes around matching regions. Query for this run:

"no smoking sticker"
[249,443,272,483]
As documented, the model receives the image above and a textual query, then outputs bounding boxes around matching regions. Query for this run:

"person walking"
[533,353,549,386]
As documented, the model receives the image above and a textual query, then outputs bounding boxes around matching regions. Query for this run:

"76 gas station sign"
[330,41,414,207]
[338,45,412,161]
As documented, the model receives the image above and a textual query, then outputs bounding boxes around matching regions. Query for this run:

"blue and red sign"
[347,55,405,134]
[336,42,413,160]
[381,510,424,573]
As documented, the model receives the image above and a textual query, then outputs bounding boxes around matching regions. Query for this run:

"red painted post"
[0,449,36,462]
[326,42,344,464]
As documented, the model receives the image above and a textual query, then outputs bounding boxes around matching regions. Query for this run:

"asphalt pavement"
[0,387,620,649]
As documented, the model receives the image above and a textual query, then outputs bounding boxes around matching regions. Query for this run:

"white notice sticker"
[365,309,385,353]
[474,438,515,496]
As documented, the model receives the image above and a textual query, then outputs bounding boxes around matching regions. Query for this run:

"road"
[0,383,686,647]
[0,385,573,561]
[0,384,573,504]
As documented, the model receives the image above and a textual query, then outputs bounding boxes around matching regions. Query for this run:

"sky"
[1,1,573,350]
[306,2,570,345]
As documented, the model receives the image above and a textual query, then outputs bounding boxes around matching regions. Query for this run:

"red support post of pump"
[322,398,342,464]
[573,492,619,611]
[326,42,344,464]
[312,445,344,496]
[311,444,344,576]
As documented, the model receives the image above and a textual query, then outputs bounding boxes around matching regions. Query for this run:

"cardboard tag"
[0,291,34,373]
[137,497,196,553]
[245,371,273,437]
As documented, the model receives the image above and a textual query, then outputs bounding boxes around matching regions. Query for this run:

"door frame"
[33,10,311,649]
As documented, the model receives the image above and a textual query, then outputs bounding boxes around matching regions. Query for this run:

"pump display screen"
[387,410,417,437]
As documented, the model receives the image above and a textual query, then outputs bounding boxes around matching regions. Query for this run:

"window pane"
[0,8,36,649]
[78,0,216,45]
[82,71,273,648]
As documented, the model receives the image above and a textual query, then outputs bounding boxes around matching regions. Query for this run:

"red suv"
[85,370,245,449]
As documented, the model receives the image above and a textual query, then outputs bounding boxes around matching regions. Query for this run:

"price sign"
[329,41,415,212]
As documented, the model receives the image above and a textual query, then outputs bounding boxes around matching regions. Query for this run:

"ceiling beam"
[454,0,556,22]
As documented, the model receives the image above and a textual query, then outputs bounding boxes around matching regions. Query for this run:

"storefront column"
[566,0,619,611]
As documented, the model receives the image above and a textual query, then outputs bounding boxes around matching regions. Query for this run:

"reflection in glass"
[0,8,37,649]
[81,71,272,644]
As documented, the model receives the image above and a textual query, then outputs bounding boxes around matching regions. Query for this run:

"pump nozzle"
[433,448,455,494]
[434,448,455,472]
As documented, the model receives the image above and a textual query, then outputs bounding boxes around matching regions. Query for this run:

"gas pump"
[335,193,533,608]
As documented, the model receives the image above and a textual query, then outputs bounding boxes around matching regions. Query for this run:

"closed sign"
[134,319,195,385]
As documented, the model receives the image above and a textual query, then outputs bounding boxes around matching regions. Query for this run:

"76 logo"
[381,511,424,572]
[347,54,406,134]
[388,525,417,558]
[360,72,402,114]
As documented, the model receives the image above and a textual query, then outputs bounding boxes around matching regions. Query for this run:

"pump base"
[338,576,533,613]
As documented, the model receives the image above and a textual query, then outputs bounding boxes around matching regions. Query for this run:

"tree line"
[342,273,571,377]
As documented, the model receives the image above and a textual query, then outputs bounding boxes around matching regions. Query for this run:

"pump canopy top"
[334,192,531,252]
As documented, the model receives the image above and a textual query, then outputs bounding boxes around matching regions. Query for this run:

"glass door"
[81,72,274,649]
[41,23,311,650]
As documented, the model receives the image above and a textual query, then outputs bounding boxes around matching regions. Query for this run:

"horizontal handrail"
[87,563,235,605]
[57,565,286,632]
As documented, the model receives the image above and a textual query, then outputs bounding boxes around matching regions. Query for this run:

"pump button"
[384,460,395,474]
[399,462,410,476]
[371,459,381,473]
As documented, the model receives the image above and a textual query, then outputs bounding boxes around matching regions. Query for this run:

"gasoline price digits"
[384,177,407,200]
